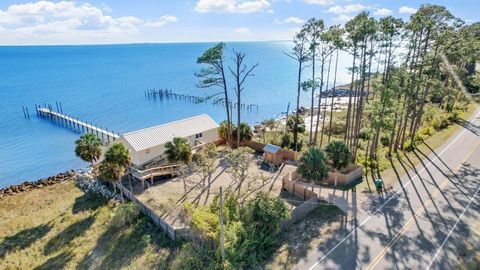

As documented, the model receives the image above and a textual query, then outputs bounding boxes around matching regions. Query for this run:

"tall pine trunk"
[328,49,340,144]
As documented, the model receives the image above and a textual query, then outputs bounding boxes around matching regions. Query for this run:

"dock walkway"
[36,107,119,142]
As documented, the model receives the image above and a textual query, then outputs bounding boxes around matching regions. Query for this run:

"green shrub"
[358,128,371,140]
[447,110,460,123]
[432,116,451,131]
[280,133,291,148]
[403,140,416,152]
[414,133,427,143]
[325,121,345,136]
[170,243,220,270]
[420,127,434,137]
[109,202,140,229]
[360,156,377,170]
[380,136,390,147]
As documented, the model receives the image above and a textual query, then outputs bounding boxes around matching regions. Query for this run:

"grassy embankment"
[0,180,347,269]
[0,181,172,269]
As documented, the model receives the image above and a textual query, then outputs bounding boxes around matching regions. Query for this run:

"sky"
[0,0,478,45]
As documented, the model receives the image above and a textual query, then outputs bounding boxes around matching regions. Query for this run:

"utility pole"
[219,186,225,263]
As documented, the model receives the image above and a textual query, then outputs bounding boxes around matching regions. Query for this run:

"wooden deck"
[130,164,180,181]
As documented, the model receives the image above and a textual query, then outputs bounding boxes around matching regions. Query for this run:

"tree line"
[284,4,478,176]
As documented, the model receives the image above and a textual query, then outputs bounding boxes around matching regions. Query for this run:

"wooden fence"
[326,165,364,186]
[279,169,321,228]
[245,141,302,161]
[115,182,189,241]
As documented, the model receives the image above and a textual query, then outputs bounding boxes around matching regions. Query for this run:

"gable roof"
[120,114,219,152]
[263,144,281,154]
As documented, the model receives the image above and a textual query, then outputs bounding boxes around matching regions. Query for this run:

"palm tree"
[325,141,351,186]
[218,120,230,142]
[235,122,253,143]
[75,133,102,173]
[165,137,192,194]
[101,143,131,200]
[297,147,329,191]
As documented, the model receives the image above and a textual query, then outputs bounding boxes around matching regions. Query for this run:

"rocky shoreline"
[0,170,77,199]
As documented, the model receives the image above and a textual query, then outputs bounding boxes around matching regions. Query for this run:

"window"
[195,133,203,138]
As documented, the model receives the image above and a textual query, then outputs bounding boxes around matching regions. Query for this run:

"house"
[117,114,219,167]
[263,144,283,165]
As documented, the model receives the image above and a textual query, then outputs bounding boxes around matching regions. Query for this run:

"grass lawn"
[0,180,173,270]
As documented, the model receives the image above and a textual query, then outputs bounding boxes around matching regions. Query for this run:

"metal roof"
[120,114,219,152]
[263,144,281,154]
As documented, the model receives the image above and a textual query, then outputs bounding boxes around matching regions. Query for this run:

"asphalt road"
[294,108,480,270]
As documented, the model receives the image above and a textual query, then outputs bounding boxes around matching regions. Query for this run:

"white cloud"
[303,0,335,5]
[274,16,304,24]
[194,0,271,14]
[327,4,365,14]
[374,8,392,16]
[234,26,251,34]
[332,14,352,23]
[145,15,178,28]
[0,1,176,44]
[399,6,417,14]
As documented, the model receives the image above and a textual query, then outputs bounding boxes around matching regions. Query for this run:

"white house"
[117,114,219,167]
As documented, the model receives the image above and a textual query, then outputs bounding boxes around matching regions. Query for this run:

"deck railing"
[130,164,180,180]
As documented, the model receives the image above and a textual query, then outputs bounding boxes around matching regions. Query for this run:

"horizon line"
[0,39,292,47]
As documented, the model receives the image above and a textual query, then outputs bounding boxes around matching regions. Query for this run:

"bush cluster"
[109,202,140,229]
[182,192,289,269]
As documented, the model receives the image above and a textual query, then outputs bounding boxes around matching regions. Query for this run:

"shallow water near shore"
[0,42,351,187]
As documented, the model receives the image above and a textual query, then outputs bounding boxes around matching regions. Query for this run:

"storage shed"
[117,114,219,167]
[263,144,283,165]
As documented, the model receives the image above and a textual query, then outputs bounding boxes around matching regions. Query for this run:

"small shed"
[263,144,283,165]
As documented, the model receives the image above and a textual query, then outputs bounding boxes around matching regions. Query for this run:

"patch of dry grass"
[0,181,173,270]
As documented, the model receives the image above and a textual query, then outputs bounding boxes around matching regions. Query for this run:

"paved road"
[294,108,480,270]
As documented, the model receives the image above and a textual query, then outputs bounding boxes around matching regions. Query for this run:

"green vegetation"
[74,133,102,168]
[0,181,172,269]
[197,43,258,147]
[181,191,290,269]
[258,5,479,191]
[99,143,132,195]
[297,148,329,189]
[165,137,192,194]
[165,137,192,164]
[325,141,351,186]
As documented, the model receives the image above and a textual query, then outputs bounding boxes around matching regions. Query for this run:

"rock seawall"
[75,171,120,201]
[0,170,76,198]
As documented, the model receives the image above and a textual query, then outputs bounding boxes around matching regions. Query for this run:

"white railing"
[130,164,180,180]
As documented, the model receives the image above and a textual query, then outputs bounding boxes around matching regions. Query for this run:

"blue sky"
[0,0,477,45]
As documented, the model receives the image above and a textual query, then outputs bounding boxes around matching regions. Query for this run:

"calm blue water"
[0,41,325,187]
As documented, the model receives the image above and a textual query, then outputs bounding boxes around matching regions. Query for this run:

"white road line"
[308,109,480,270]
[426,185,480,270]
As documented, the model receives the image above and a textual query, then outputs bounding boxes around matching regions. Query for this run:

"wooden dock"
[145,88,259,111]
[36,106,119,142]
